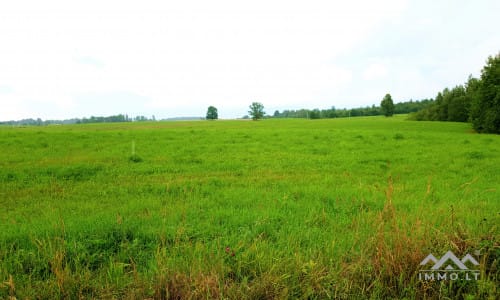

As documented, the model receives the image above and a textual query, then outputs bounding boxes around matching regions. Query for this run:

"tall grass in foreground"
[0,117,498,299]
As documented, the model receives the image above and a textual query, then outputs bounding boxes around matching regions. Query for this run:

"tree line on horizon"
[271,98,433,119]
[0,114,156,126]
[3,53,498,133]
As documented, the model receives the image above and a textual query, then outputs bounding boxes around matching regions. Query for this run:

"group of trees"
[0,114,157,126]
[80,114,127,123]
[79,114,155,123]
[409,85,471,122]
[206,102,266,120]
[0,118,80,126]
[204,97,433,122]
[410,53,500,133]
[471,54,500,133]
[272,98,433,119]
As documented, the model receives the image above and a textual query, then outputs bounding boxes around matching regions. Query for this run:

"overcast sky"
[1,0,499,120]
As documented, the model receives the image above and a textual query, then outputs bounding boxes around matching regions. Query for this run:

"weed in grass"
[129,154,143,163]
[393,133,405,140]
[466,151,485,160]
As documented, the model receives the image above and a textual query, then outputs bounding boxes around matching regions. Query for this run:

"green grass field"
[0,116,498,299]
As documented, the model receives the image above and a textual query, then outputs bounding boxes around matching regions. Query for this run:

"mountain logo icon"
[420,251,479,270]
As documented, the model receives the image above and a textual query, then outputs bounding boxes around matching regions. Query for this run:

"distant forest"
[271,99,433,119]
[0,114,156,126]
[1,100,433,126]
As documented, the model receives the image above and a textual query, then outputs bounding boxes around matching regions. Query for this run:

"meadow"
[0,116,498,299]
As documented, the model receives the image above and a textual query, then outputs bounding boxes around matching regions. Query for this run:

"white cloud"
[74,56,105,68]
[0,85,14,94]
[362,63,388,80]
[1,0,498,120]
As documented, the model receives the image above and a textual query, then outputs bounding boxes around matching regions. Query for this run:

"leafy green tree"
[248,102,265,120]
[409,85,471,122]
[470,53,500,133]
[435,90,448,121]
[380,94,395,117]
[465,75,480,122]
[206,106,218,120]
[447,95,469,122]
[445,85,469,122]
